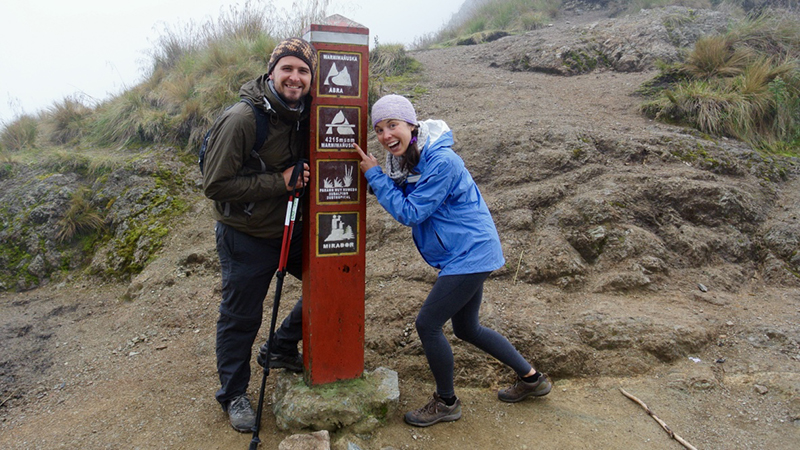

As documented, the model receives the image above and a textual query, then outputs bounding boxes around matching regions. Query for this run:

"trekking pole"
[249,160,307,450]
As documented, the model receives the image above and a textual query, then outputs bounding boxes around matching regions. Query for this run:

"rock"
[272,367,399,432]
[279,430,330,450]
[27,254,47,279]
[592,269,651,292]
[576,311,716,366]
[483,6,731,75]
[521,227,587,284]
[692,291,728,306]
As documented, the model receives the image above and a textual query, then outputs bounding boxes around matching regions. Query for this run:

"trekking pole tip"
[248,437,260,450]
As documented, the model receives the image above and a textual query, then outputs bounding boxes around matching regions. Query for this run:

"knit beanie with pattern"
[267,37,317,79]
[371,94,418,127]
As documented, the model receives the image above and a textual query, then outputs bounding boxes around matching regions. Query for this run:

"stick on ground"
[619,388,698,450]
[513,250,524,284]
[0,390,17,408]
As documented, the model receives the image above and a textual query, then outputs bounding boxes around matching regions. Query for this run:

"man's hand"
[354,144,380,173]
[283,162,310,191]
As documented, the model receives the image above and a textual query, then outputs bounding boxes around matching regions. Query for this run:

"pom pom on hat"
[267,37,317,78]
[371,94,418,127]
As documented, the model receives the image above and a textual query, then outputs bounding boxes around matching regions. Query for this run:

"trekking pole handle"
[287,159,308,198]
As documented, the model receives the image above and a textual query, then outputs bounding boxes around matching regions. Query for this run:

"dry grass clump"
[642,12,800,154]
[1,114,39,151]
[44,96,93,146]
[429,0,562,46]
[367,42,424,107]
[0,0,330,154]
[55,186,106,243]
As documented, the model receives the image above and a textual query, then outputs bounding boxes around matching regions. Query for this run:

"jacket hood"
[417,119,454,172]
[420,119,453,154]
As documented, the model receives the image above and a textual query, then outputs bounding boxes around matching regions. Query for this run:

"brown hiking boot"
[404,393,462,427]
[498,373,552,403]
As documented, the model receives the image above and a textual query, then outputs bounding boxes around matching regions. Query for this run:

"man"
[201,37,316,433]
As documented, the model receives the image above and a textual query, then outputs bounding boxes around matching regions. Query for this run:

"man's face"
[269,56,312,108]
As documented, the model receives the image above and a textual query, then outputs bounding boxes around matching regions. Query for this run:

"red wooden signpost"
[301,16,369,386]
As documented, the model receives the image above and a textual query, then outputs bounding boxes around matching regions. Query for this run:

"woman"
[354,94,551,427]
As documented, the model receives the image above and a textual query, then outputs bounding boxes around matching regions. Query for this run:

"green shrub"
[768,73,800,143]
[0,152,15,179]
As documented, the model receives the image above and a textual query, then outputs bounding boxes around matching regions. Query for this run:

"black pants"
[415,272,532,398]
[214,221,303,406]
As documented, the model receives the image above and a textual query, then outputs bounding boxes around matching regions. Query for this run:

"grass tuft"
[44,96,93,145]
[1,115,39,151]
[56,187,106,243]
[642,10,800,155]
[684,35,753,79]
[368,42,424,106]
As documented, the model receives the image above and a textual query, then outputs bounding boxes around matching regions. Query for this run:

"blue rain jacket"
[364,120,505,276]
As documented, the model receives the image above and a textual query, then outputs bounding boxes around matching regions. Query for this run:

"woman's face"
[374,119,415,157]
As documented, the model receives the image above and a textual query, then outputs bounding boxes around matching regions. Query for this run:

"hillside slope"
[2,6,799,450]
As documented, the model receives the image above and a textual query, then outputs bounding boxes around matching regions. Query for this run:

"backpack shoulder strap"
[240,98,270,159]
[238,98,271,216]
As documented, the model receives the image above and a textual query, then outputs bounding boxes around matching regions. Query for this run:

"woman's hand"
[354,144,380,173]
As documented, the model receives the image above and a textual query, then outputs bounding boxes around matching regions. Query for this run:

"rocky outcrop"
[0,148,194,290]
[476,6,731,75]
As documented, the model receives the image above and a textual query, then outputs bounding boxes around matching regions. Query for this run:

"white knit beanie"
[371,94,418,127]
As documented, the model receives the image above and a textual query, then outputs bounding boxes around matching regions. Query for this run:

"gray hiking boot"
[225,394,255,432]
[498,373,552,403]
[404,393,462,427]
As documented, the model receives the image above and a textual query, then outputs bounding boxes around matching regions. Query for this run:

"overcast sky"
[0,0,465,125]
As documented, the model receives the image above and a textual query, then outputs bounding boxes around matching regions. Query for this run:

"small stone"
[278,430,329,450]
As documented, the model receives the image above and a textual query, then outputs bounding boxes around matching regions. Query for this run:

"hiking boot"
[404,393,462,427]
[224,394,255,433]
[498,373,552,403]
[256,342,303,373]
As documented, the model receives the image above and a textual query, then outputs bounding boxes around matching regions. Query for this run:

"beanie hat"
[268,37,317,79]
[371,94,418,127]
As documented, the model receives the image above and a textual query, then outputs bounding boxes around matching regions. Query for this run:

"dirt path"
[3,8,800,450]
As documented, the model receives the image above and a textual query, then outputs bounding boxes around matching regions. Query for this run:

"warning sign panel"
[317,106,359,151]
[317,212,359,257]
[317,160,359,204]
[317,51,361,98]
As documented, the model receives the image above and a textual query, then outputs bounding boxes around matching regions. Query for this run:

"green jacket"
[202,74,310,239]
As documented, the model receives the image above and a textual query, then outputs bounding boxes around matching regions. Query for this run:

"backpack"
[198,97,270,175]
[199,97,271,217]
